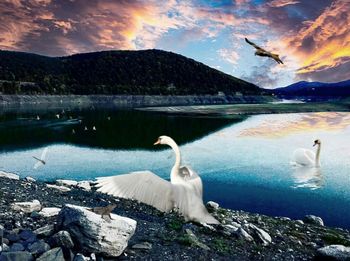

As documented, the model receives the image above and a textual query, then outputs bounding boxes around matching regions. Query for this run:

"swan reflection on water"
[291,166,324,190]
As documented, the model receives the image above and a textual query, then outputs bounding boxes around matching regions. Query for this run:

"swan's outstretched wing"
[292,148,315,166]
[245,38,266,52]
[41,147,48,161]
[95,171,175,212]
[179,166,203,197]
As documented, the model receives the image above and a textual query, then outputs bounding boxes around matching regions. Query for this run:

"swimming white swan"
[33,147,48,169]
[291,139,321,167]
[95,135,219,224]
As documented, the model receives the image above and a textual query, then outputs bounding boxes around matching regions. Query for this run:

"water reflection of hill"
[0,108,238,151]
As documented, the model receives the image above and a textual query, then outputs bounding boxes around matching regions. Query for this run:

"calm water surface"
[1,109,349,228]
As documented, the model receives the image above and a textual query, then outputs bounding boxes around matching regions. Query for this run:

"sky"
[0,0,349,88]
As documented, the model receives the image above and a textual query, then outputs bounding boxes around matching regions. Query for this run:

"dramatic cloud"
[218,49,239,64]
[0,0,348,86]
[278,0,350,82]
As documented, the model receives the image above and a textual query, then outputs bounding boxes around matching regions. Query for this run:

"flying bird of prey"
[245,38,284,64]
[33,147,48,169]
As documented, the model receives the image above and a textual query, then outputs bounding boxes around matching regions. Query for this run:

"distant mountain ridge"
[270,79,350,98]
[0,49,261,95]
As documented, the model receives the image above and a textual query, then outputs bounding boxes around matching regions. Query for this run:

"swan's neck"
[315,144,321,167]
[167,140,181,182]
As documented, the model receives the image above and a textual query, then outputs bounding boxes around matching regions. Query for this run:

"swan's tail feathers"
[202,214,220,225]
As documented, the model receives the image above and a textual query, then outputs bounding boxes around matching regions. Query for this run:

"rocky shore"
[1,172,350,260]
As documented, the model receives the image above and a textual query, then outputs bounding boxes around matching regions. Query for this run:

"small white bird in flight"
[55,114,60,119]
[33,147,48,169]
[245,38,284,64]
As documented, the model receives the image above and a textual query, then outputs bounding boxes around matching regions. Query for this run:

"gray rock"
[77,181,91,191]
[246,224,272,246]
[221,224,239,236]
[0,225,3,244]
[24,177,36,182]
[132,242,152,250]
[11,200,41,213]
[295,220,304,225]
[10,243,24,252]
[303,215,324,226]
[1,243,10,252]
[56,179,78,187]
[57,204,136,257]
[316,245,350,261]
[206,201,219,210]
[5,233,19,243]
[49,231,74,249]
[0,171,19,180]
[36,247,65,261]
[73,253,90,261]
[46,184,71,192]
[234,228,254,242]
[19,230,35,242]
[27,241,50,255]
[33,225,55,237]
[38,208,61,218]
[0,251,33,261]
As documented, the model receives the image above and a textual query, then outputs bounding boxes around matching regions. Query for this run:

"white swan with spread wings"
[95,135,219,224]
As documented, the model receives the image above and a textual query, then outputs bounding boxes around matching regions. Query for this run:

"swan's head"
[313,139,321,146]
[153,135,174,146]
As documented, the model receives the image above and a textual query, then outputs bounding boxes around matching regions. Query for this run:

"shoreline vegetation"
[139,100,350,117]
[1,173,350,260]
[1,94,350,115]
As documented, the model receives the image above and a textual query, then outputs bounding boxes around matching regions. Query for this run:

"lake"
[1,108,350,229]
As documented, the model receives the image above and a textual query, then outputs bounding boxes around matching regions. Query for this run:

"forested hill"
[0,49,261,95]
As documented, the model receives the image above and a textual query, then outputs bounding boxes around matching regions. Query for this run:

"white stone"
[11,200,41,213]
[0,171,19,180]
[46,184,71,192]
[38,207,61,217]
[77,181,91,191]
[235,228,254,242]
[316,245,350,260]
[303,215,324,226]
[206,201,219,210]
[56,179,78,186]
[25,176,36,182]
[246,224,272,246]
[57,204,137,257]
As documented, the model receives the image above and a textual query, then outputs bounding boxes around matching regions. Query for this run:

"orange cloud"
[282,0,350,79]
[239,112,350,138]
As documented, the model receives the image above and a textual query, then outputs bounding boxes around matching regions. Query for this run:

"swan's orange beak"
[153,138,161,145]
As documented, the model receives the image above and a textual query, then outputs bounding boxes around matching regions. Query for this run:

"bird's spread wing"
[179,166,203,197]
[245,38,266,52]
[41,147,48,161]
[95,171,175,212]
